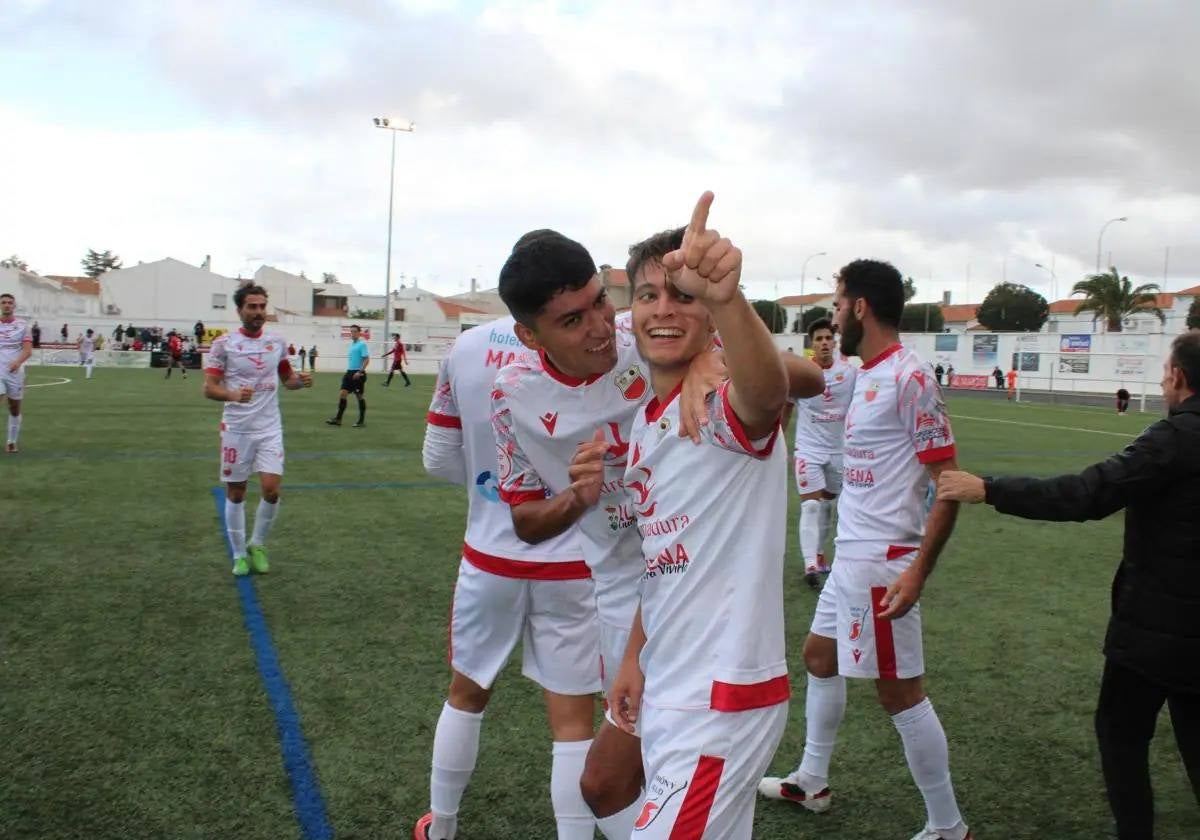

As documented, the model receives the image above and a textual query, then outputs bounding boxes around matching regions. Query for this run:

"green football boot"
[248,544,270,574]
[232,556,250,576]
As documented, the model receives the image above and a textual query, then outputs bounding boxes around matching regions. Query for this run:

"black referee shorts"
[340,370,367,394]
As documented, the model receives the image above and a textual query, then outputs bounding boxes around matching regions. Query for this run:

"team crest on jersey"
[836,373,845,382]
[847,603,869,642]
[864,381,881,402]
[615,365,648,401]
[265,343,274,351]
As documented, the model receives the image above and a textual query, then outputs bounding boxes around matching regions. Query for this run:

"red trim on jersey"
[667,755,725,839]
[204,366,224,376]
[538,349,602,387]
[277,359,294,380]
[463,543,591,580]
[426,411,462,429]
[886,545,919,561]
[0,317,14,323]
[709,674,790,712]
[916,444,956,464]
[720,383,780,457]
[498,487,547,506]
[817,358,834,369]
[21,336,32,343]
[644,380,684,423]
[238,327,263,338]
[861,342,903,370]
[870,585,898,679]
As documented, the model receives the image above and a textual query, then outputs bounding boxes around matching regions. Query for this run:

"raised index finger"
[687,191,714,235]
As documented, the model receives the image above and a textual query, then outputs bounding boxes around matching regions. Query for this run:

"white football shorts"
[794,451,843,496]
[0,367,25,400]
[809,544,925,680]
[450,557,601,696]
[633,702,787,839]
[219,428,284,483]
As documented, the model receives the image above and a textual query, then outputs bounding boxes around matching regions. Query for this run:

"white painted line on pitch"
[950,414,1134,438]
[25,377,72,387]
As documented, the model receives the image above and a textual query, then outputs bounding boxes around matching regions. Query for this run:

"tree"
[794,305,832,333]
[1,255,29,271]
[350,308,384,319]
[1071,267,1164,333]
[752,299,786,333]
[976,283,1049,332]
[898,303,944,332]
[81,249,122,278]
[322,272,338,284]
[1188,297,1200,331]
[903,276,917,302]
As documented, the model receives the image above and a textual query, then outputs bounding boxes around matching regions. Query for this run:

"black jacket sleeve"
[983,420,1177,522]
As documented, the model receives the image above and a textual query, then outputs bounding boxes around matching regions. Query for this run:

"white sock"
[595,799,643,840]
[250,499,279,547]
[818,500,833,567]
[551,740,595,840]
[799,499,821,571]
[796,673,846,790]
[225,499,246,558]
[429,702,483,840]
[85,361,94,379]
[893,698,966,839]
[7,414,20,445]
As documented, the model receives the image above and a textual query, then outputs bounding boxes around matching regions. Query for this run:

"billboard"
[972,334,998,366]
[1058,355,1090,374]
[1013,352,1040,372]
[935,334,959,352]
[1060,334,1092,353]
[950,374,989,389]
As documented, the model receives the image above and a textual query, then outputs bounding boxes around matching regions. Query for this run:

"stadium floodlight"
[1096,217,1127,273]
[372,117,416,355]
[799,251,827,329]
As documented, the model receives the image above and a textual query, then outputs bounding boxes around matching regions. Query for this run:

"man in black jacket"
[938,331,1200,840]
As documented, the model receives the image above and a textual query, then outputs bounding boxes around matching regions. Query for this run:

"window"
[394,308,406,322]
[212,293,227,309]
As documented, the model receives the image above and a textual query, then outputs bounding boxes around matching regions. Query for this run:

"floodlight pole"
[1096,216,1127,273]
[373,117,415,357]
[799,251,826,332]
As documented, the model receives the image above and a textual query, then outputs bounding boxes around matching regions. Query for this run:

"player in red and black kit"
[382,333,410,387]
[165,331,188,379]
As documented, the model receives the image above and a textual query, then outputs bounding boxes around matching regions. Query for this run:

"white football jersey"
[0,317,31,366]
[793,355,856,456]
[205,329,292,434]
[79,336,96,357]
[628,382,789,712]
[426,316,584,573]
[492,327,650,627]
[837,344,956,551]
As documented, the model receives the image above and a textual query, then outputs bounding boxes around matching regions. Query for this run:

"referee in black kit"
[938,331,1200,839]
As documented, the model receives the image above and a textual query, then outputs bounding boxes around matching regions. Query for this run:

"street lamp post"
[1096,216,1127,273]
[799,251,827,332]
[1035,258,1057,301]
[373,117,415,358]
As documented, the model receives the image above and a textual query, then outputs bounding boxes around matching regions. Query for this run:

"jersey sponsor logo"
[843,465,876,488]
[914,411,948,444]
[474,470,500,503]
[636,774,688,830]
[644,542,690,578]
[615,364,648,401]
[604,501,635,532]
[485,348,522,369]
[638,513,690,539]
[844,445,874,460]
[539,411,558,435]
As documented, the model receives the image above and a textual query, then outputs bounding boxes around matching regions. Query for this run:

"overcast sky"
[3,0,1198,305]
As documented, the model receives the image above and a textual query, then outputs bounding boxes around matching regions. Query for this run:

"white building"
[774,293,834,335]
[0,267,101,322]
[98,257,241,323]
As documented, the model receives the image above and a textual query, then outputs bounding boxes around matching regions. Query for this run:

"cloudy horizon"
[3,0,1198,306]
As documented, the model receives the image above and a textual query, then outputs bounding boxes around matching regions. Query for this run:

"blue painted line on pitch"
[284,480,447,491]
[210,487,335,840]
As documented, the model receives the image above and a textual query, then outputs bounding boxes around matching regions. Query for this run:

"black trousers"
[1095,658,1200,839]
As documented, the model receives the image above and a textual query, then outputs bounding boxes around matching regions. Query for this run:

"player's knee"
[875,679,925,715]
[579,760,639,816]
[803,635,837,678]
[447,673,490,713]
[262,488,280,503]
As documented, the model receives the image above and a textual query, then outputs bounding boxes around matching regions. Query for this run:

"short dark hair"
[837,259,904,328]
[0,293,13,302]
[498,233,597,325]
[626,227,685,286]
[234,283,268,309]
[1170,332,1200,392]
[350,324,361,331]
[807,317,834,339]
[511,229,563,254]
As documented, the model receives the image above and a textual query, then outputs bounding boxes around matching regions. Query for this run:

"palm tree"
[1071,267,1165,333]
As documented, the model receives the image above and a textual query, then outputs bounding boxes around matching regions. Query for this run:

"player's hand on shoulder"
[679,349,727,443]
[662,191,742,305]
[567,429,608,508]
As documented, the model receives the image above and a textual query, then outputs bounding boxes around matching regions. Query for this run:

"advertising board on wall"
[972,334,998,366]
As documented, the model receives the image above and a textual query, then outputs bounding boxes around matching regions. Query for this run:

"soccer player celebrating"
[605,194,813,838]
[204,284,312,576]
[759,259,973,840]
[326,325,368,427]
[383,333,411,387]
[0,292,32,453]
[790,317,856,589]
[414,232,603,840]
[77,329,97,380]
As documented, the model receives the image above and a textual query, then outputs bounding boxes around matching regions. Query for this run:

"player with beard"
[759,260,972,840]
